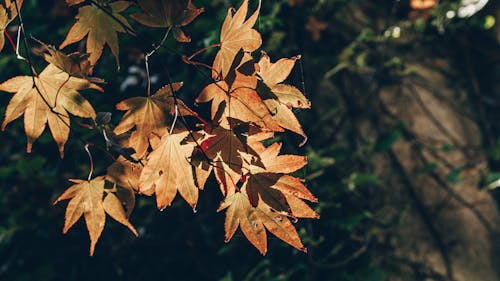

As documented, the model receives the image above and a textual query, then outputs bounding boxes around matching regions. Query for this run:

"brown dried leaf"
[60,1,134,68]
[0,64,101,157]
[131,0,203,42]
[139,131,199,210]
[213,0,261,79]
[113,83,193,158]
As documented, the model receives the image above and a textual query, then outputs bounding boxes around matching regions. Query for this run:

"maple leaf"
[305,16,327,41]
[43,49,92,78]
[65,0,85,6]
[213,0,261,79]
[199,124,260,196]
[139,131,200,210]
[0,0,22,52]
[60,1,134,68]
[106,156,142,192]
[53,176,138,256]
[257,52,310,143]
[131,0,203,42]
[33,38,105,83]
[244,142,318,215]
[114,83,195,159]
[218,190,307,255]
[0,64,102,157]
[106,156,142,217]
[197,63,282,131]
[410,0,437,10]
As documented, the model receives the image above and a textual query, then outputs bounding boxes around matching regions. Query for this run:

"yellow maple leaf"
[0,64,102,157]
[212,0,261,79]
[114,83,194,159]
[54,176,138,256]
[139,131,199,210]
[60,1,134,68]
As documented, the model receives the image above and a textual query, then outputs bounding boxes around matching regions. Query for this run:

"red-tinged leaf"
[245,172,291,214]
[102,192,138,236]
[213,0,262,79]
[60,1,134,68]
[131,0,203,42]
[200,126,248,174]
[0,64,101,157]
[0,0,22,52]
[139,131,199,210]
[113,83,193,158]
[197,69,282,131]
[200,126,252,196]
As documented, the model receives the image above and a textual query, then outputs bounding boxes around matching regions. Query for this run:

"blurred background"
[1,0,500,280]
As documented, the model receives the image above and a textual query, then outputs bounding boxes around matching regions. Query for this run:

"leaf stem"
[145,27,172,97]
[3,30,16,53]
[84,143,94,181]
[169,105,178,135]
[187,43,220,61]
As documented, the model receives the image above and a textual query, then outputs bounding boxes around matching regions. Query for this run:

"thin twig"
[4,30,16,53]
[84,143,94,181]
[145,27,172,96]
[169,105,179,135]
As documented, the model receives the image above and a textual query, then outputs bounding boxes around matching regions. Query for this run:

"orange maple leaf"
[60,1,134,68]
[114,83,194,158]
[131,0,203,42]
[410,0,437,10]
[197,60,282,131]
[139,131,200,210]
[218,190,307,255]
[53,176,138,256]
[244,142,317,212]
[257,52,310,143]
[0,64,102,157]
[212,0,261,79]
[199,124,262,196]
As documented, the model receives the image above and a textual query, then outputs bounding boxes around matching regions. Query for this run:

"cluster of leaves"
[0,0,317,255]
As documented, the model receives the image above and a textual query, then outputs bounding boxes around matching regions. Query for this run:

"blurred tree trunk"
[376,59,500,281]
